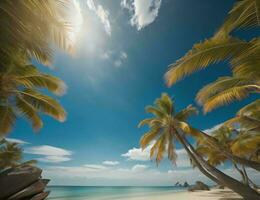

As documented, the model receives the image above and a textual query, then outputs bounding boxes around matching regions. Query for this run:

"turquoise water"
[47,186,185,200]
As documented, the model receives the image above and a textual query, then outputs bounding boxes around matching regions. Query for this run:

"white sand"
[121,189,243,200]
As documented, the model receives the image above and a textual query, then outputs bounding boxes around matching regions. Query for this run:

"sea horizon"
[47,186,187,200]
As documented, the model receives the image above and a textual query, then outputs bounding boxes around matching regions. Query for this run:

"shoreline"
[114,189,243,200]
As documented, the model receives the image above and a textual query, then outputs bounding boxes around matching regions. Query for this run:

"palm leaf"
[0,105,15,136]
[140,128,161,149]
[17,89,66,122]
[165,37,251,86]
[175,105,198,121]
[196,76,259,113]
[216,0,260,37]
[16,96,43,131]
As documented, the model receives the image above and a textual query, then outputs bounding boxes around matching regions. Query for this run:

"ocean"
[47,186,186,200]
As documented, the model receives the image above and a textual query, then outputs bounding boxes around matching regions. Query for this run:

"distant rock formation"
[188,181,210,191]
[174,181,190,187]
[183,181,189,187]
[0,165,50,200]
[174,181,180,186]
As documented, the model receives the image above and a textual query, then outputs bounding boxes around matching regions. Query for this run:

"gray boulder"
[188,181,210,191]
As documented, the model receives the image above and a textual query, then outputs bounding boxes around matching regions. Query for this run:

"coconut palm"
[0,53,66,136]
[139,93,260,199]
[0,0,79,66]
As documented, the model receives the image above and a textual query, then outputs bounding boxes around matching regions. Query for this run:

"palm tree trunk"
[233,163,248,185]
[198,130,260,171]
[171,133,222,185]
[175,130,260,200]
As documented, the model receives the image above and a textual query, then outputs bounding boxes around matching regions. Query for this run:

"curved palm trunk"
[199,130,260,171]
[175,130,260,200]
[233,163,248,185]
[175,135,222,185]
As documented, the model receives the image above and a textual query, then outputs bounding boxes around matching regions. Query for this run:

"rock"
[183,181,189,187]
[0,166,42,199]
[30,191,50,200]
[175,181,180,186]
[188,181,210,191]
[7,179,50,200]
[0,165,50,200]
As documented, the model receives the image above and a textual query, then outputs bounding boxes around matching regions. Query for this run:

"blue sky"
[8,0,260,186]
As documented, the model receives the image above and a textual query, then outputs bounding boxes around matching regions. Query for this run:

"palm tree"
[0,53,66,136]
[196,126,258,188]
[0,139,22,170]
[0,139,37,171]
[0,0,80,66]
[139,93,260,199]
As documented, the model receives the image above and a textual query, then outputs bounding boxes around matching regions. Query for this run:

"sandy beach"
[120,189,242,200]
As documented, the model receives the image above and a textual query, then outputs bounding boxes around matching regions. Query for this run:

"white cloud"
[132,164,148,172]
[203,123,223,134]
[100,51,112,59]
[87,0,111,35]
[122,143,191,168]
[5,138,29,144]
[43,164,211,186]
[120,51,128,59]
[121,0,162,30]
[84,164,108,171]
[103,161,120,166]
[38,156,71,163]
[122,146,151,161]
[114,60,122,67]
[24,145,73,163]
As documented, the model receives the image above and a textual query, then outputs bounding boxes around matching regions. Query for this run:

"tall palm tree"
[0,53,66,136]
[0,0,80,66]
[139,93,260,199]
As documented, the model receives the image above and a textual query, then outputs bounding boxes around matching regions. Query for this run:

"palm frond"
[216,0,260,37]
[231,131,260,157]
[196,76,259,113]
[15,65,67,96]
[175,104,198,121]
[140,128,161,149]
[16,96,43,131]
[165,37,251,86]
[156,93,174,114]
[17,89,66,122]
[0,105,15,136]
